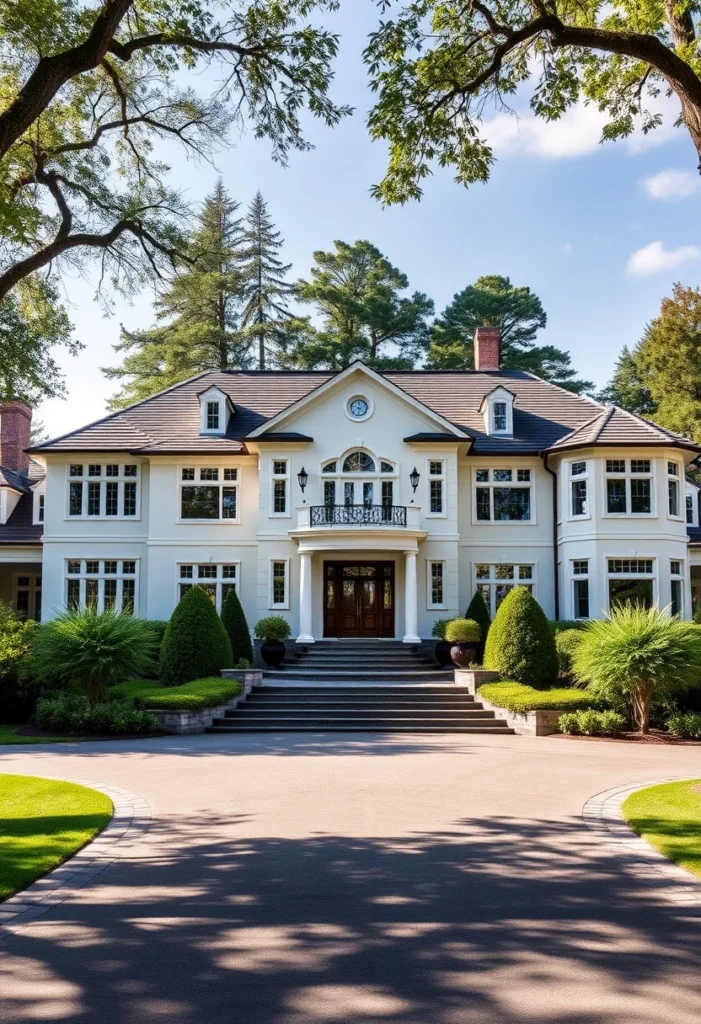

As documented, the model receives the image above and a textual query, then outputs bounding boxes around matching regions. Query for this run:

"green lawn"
[622,779,701,881]
[0,725,71,746]
[0,774,113,900]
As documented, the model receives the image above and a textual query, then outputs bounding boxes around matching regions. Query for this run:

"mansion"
[1,326,701,640]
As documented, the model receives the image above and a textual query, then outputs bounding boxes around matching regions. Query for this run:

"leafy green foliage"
[159,586,233,684]
[597,344,656,414]
[288,239,433,370]
[445,617,480,643]
[430,618,451,639]
[573,605,701,733]
[35,692,158,734]
[556,629,585,682]
[551,620,587,633]
[559,709,626,735]
[478,681,601,713]
[221,588,254,665]
[0,601,39,722]
[28,610,156,706]
[427,275,592,393]
[666,712,701,739]
[109,677,242,710]
[254,616,292,641]
[484,587,558,687]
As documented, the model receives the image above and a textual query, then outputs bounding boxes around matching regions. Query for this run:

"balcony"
[293,503,423,533]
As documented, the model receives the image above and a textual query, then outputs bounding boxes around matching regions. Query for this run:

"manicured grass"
[108,676,242,710]
[0,725,71,746]
[478,680,601,713]
[0,774,113,900]
[622,779,701,880]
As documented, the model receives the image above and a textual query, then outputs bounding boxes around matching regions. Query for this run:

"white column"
[403,550,420,644]
[297,551,315,643]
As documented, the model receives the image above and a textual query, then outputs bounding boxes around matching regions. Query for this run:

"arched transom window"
[321,451,396,508]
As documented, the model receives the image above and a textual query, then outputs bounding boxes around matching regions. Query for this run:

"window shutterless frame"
[603,459,655,517]
[270,459,290,518]
[65,558,138,614]
[426,560,447,609]
[177,465,240,523]
[65,463,140,520]
[568,460,590,519]
[176,562,240,612]
[472,466,535,524]
[269,558,290,609]
[426,459,446,517]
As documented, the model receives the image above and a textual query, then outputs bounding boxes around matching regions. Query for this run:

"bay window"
[667,461,681,518]
[180,466,238,521]
[670,560,684,617]
[475,468,532,522]
[572,559,590,619]
[570,461,588,518]
[607,558,654,610]
[605,459,652,515]
[68,463,139,519]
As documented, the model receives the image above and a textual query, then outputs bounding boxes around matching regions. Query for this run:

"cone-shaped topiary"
[484,587,558,688]
[221,587,253,664]
[465,590,491,659]
[159,586,233,684]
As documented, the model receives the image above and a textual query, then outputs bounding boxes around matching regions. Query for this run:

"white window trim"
[482,389,514,436]
[686,485,699,527]
[344,394,374,422]
[472,562,535,617]
[427,559,447,609]
[13,571,41,620]
[319,450,398,508]
[65,463,141,521]
[426,458,447,518]
[567,460,590,521]
[605,556,657,612]
[64,558,139,614]
[32,485,45,525]
[569,559,590,620]
[269,459,291,519]
[199,387,229,435]
[177,464,241,525]
[670,559,685,617]
[176,561,241,613]
[472,466,536,526]
[667,461,683,521]
[603,458,656,519]
[269,558,290,610]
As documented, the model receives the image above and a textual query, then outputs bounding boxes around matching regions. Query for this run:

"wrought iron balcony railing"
[310,503,407,527]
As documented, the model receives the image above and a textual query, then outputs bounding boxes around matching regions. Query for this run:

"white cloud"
[626,240,701,276]
[640,168,701,201]
[558,242,573,255]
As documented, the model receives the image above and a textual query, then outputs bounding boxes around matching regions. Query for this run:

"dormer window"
[493,402,507,432]
[206,401,220,431]
[199,387,231,435]
[480,387,514,436]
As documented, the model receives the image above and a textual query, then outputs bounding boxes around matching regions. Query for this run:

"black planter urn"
[450,644,477,669]
[435,639,453,667]
[261,639,286,668]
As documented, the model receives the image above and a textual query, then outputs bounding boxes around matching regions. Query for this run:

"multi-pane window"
[428,460,444,514]
[572,559,589,619]
[475,563,534,616]
[322,453,396,508]
[178,563,238,611]
[271,459,289,515]
[271,560,288,608]
[668,461,681,518]
[68,463,139,518]
[15,573,41,621]
[607,558,654,611]
[670,559,684,617]
[428,561,445,608]
[34,492,45,524]
[475,468,532,522]
[570,461,588,517]
[65,559,137,613]
[180,466,238,521]
[206,401,220,430]
[492,401,507,432]
[687,492,696,525]
[605,459,652,515]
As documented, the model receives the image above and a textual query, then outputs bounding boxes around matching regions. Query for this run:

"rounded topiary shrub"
[465,590,491,657]
[484,587,558,688]
[556,629,585,682]
[445,618,481,644]
[159,587,233,684]
[221,588,253,665]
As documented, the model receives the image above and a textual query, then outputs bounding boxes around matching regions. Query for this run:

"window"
[668,462,681,518]
[180,466,238,521]
[178,563,238,611]
[65,559,137,613]
[206,401,220,430]
[323,451,396,508]
[427,561,445,608]
[271,459,289,516]
[605,459,652,515]
[607,558,654,611]
[475,468,532,522]
[15,573,41,621]
[570,461,588,518]
[66,464,139,518]
[572,560,589,619]
[474,563,534,616]
[33,489,45,525]
[687,493,696,524]
[199,390,227,433]
[342,451,375,473]
[270,560,288,608]
[492,401,507,432]
[428,460,445,515]
[670,559,684,617]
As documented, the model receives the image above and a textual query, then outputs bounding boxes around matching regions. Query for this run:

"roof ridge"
[612,404,688,442]
[593,405,616,442]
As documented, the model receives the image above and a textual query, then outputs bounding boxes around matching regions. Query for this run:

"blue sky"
[38,2,701,438]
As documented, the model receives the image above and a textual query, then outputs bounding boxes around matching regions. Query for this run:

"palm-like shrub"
[29,610,156,706]
[160,587,233,684]
[573,605,701,734]
[221,588,253,664]
[445,618,481,644]
[431,618,451,640]
[484,587,558,688]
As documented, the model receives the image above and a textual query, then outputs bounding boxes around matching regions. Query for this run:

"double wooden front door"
[323,561,395,638]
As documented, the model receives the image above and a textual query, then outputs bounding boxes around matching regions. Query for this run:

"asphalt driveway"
[1,731,700,1023]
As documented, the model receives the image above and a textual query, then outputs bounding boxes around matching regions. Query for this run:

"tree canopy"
[597,344,656,415]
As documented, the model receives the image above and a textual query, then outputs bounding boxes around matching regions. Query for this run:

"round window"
[347,396,371,420]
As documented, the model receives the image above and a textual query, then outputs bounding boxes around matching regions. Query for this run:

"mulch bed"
[551,729,701,745]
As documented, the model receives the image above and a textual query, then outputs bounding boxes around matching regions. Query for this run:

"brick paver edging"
[582,776,701,906]
[0,775,152,939]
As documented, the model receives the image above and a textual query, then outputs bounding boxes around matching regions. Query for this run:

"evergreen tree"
[427,275,593,394]
[103,181,247,409]
[221,588,254,665]
[465,590,492,660]
[598,345,656,414]
[288,239,433,370]
[238,192,296,369]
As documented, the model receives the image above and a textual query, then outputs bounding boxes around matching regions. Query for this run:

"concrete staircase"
[262,639,449,683]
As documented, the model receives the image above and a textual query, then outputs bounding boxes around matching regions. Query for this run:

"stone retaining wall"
[147,670,262,735]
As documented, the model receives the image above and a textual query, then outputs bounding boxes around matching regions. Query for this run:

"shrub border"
[0,775,151,938]
[582,777,701,906]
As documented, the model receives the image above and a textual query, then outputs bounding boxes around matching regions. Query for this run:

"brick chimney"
[0,400,32,472]
[474,326,501,372]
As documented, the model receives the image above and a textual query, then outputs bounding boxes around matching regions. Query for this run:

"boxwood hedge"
[109,677,242,711]
[478,681,602,713]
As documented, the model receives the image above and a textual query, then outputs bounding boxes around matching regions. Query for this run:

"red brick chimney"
[0,400,32,472]
[474,326,501,371]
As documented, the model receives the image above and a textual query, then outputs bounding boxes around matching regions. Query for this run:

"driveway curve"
[1,731,700,1024]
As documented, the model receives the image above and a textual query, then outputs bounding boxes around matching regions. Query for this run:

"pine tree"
[103,180,248,409]
[238,191,296,369]
[598,344,656,415]
[221,587,254,665]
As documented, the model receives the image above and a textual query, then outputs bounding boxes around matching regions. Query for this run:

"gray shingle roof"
[0,460,44,546]
[545,405,699,454]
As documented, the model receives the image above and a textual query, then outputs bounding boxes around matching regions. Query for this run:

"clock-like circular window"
[345,395,373,421]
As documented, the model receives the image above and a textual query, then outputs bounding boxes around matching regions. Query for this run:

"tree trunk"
[633,681,652,734]
[84,675,106,708]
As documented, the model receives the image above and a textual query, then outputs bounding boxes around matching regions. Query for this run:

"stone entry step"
[262,668,449,681]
